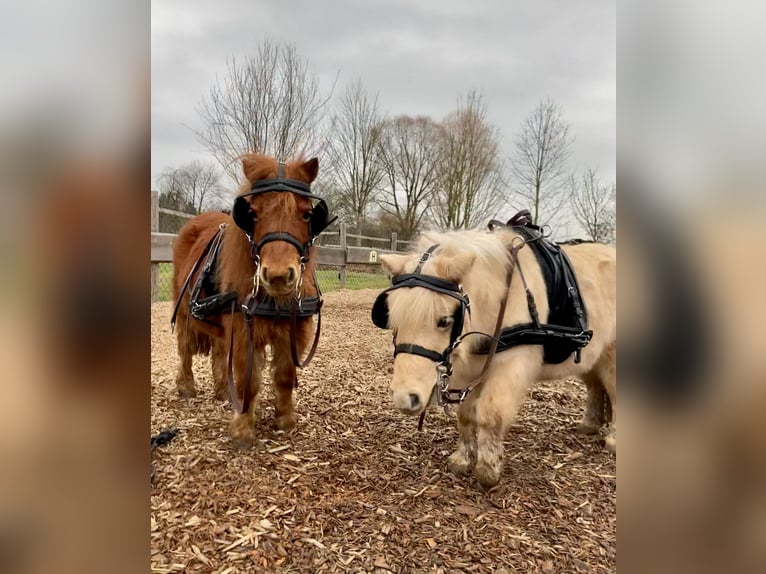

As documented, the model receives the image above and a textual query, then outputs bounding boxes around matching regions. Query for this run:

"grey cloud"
[152,0,614,187]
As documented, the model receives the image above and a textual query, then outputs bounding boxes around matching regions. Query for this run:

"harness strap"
[170,226,225,331]
[389,274,467,302]
[257,231,309,257]
[440,240,525,403]
[226,299,258,415]
[414,244,439,273]
[226,301,243,413]
[474,323,593,353]
[290,302,323,369]
[394,344,444,363]
[242,312,256,412]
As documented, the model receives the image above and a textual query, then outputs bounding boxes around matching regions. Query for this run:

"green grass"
[315,269,391,292]
[156,262,174,302]
[153,263,388,303]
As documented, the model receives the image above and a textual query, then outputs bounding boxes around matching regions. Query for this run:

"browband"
[244,177,322,200]
[388,274,467,304]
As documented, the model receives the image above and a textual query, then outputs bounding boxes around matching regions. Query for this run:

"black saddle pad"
[511,224,590,364]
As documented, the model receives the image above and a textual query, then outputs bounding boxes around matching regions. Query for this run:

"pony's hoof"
[475,462,502,489]
[576,421,601,435]
[275,413,297,432]
[231,435,254,450]
[447,452,473,476]
[229,415,255,449]
[604,433,616,453]
[177,385,197,398]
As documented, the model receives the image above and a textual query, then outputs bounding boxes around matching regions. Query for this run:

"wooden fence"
[151,190,410,299]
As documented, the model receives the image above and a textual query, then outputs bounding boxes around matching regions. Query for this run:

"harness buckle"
[435,363,451,406]
[251,255,261,297]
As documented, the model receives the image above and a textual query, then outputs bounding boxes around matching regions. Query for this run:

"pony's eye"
[437,316,454,329]
[301,211,312,222]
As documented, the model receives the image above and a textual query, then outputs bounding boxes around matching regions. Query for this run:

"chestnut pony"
[170,155,333,447]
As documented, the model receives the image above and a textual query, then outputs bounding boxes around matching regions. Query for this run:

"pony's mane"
[386,229,516,335]
[414,229,513,271]
[234,154,314,229]
[236,153,311,195]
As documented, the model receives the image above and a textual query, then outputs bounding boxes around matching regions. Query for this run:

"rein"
[441,239,525,400]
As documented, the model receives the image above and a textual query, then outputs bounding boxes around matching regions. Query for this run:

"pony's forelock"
[386,230,513,333]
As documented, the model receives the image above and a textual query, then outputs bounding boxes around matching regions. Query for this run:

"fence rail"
[150,191,407,300]
[158,206,197,219]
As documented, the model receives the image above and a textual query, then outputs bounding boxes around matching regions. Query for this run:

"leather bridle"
[372,240,526,419]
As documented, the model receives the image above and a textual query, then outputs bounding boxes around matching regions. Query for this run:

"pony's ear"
[380,253,411,276]
[435,251,476,282]
[301,157,319,183]
[241,155,261,182]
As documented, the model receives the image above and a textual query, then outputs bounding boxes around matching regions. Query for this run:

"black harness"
[232,163,334,260]
[372,245,472,366]
[480,216,593,364]
[371,211,593,408]
[171,162,336,414]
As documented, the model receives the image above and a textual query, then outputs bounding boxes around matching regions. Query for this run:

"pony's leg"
[597,342,617,452]
[270,352,297,432]
[447,401,478,476]
[473,362,534,488]
[174,315,197,398]
[211,336,228,401]
[577,372,607,434]
[228,325,263,448]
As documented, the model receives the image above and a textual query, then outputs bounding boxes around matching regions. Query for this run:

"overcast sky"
[152,0,615,203]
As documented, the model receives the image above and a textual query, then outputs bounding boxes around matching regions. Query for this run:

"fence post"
[339,222,347,289]
[151,190,159,302]
[390,231,398,252]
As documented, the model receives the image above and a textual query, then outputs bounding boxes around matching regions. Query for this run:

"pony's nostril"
[261,267,269,283]
[287,267,296,283]
[408,393,421,410]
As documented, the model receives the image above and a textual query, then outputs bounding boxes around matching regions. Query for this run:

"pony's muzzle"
[391,389,425,414]
[260,265,298,295]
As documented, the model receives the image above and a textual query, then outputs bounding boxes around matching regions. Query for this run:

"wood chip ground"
[151,290,615,573]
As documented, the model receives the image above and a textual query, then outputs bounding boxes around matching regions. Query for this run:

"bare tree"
[157,160,225,213]
[434,92,506,230]
[377,115,443,239]
[510,98,574,226]
[570,168,616,243]
[324,79,385,242]
[197,39,333,182]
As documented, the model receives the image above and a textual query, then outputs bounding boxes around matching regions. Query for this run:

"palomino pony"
[372,216,616,487]
[171,155,334,446]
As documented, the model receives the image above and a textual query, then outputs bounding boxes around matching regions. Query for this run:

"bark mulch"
[151,290,615,574]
